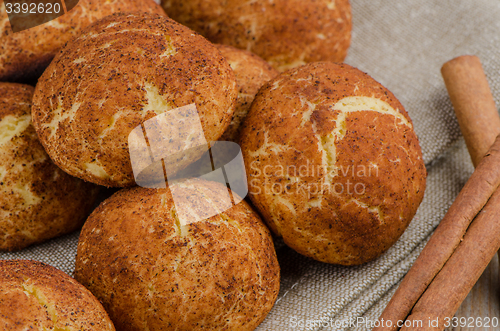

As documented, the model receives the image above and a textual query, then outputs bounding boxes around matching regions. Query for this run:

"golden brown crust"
[216,44,279,143]
[161,0,352,71]
[75,178,280,331]
[0,260,115,330]
[0,82,99,251]
[32,12,237,187]
[0,0,166,83]
[0,82,34,118]
[240,62,427,265]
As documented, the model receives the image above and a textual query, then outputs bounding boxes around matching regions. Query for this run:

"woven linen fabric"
[2,0,500,330]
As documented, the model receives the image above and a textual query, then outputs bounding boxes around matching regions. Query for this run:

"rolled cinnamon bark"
[375,55,500,331]
[402,182,500,330]
[441,55,500,167]
[375,135,500,331]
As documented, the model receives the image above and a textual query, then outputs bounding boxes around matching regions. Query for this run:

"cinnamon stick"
[375,55,500,331]
[375,135,500,331]
[402,179,500,330]
[399,57,500,330]
[441,55,500,167]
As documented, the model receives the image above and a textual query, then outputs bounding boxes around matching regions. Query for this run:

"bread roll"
[32,12,237,187]
[0,260,115,330]
[240,62,427,265]
[0,0,166,82]
[216,44,278,143]
[75,178,280,331]
[0,82,99,251]
[161,0,351,71]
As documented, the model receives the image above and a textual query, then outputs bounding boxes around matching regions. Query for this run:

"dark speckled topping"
[240,62,427,265]
[0,260,115,330]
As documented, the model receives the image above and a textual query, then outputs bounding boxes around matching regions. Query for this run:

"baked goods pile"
[0,0,427,330]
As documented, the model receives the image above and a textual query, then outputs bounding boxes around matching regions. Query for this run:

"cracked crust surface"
[161,0,351,72]
[240,62,427,265]
[0,82,99,251]
[32,13,237,187]
[74,178,280,331]
[0,0,166,83]
[216,44,279,143]
[0,260,115,330]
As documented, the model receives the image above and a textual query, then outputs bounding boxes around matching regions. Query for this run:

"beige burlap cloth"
[2,0,500,330]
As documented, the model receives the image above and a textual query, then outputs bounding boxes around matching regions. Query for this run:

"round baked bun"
[0,0,166,83]
[240,62,427,265]
[161,0,352,72]
[0,82,99,251]
[0,260,115,330]
[32,13,237,187]
[216,44,279,143]
[75,178,280,331]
